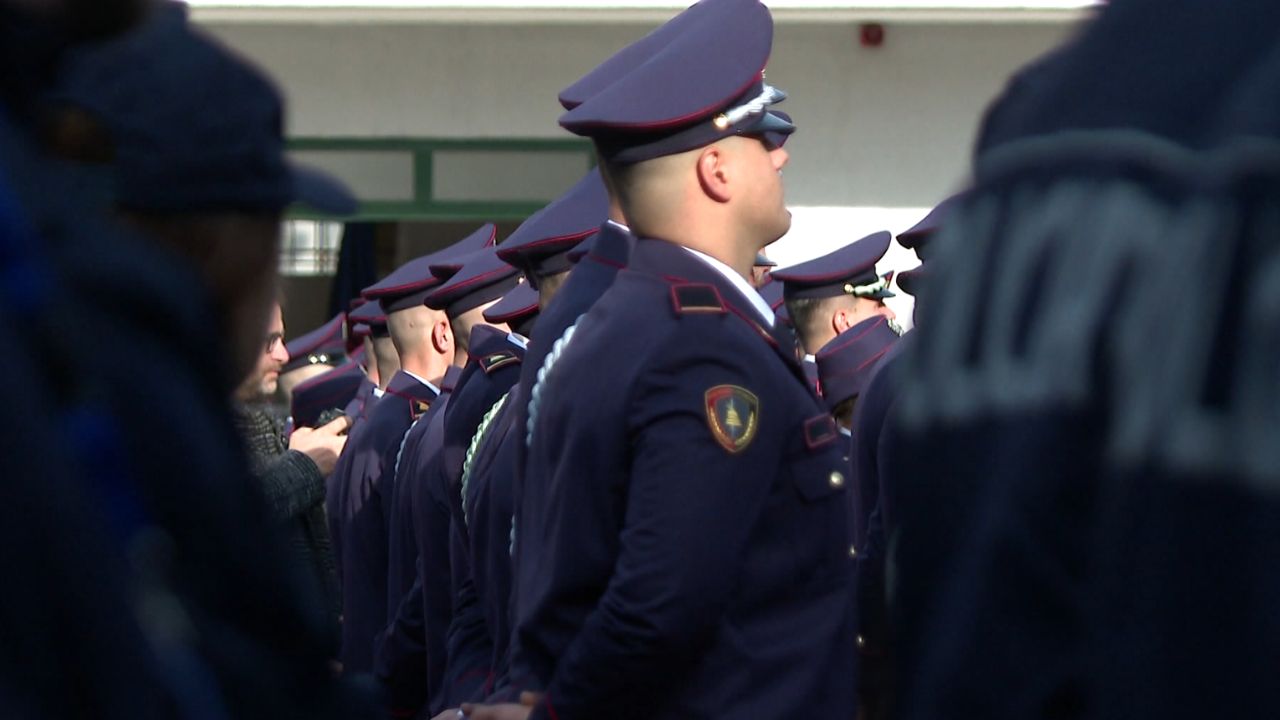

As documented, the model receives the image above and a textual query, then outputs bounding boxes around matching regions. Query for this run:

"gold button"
[829,471,845,488]
[856,635,866,649]
[849,545,858,559]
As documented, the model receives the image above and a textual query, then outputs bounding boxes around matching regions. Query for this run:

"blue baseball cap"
[51,2,356,215]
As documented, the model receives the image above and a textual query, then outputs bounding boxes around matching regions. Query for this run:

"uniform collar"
[626,238,804,379]
[585,220,636,268]
[679,246,775,327]
[386,370,442,402]
[401,369,442,395]
[439,364,463,393]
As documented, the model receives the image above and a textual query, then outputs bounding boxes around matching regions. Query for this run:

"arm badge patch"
[412,399,432,420]
[704,385,760,454]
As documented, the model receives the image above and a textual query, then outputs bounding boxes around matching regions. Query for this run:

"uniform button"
[829,471,845,488]
[849,545,858,559]
[856,635,866,649]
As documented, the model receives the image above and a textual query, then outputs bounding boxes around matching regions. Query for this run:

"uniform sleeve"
[374,573,428,717]
[444,513,495,706]
[532,332,786,720]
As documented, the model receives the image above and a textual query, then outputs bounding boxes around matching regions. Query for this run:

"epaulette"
[477,348,522,375]
[670,283,727,316]
[468,325,525,376]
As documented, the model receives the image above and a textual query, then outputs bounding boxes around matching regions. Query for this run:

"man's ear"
[432,319,453,355]
[832,307,852,335]
[696,144,732,203]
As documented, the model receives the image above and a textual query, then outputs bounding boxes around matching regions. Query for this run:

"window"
[281,220,343,276]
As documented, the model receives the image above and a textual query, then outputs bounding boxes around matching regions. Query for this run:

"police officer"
[434,170,613,716]
[327,225,488,675]
[385,228,507,624]
[844,195,952,720]
[772,230,900,390]
[376,236,522,717]
[344,297,396,424]
[815,316,900,433]
[493,1,858,718]
[380,174,609,718]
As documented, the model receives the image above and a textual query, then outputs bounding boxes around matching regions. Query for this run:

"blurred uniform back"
[889,2,1280,719]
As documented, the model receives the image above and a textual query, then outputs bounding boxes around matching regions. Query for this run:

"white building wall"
[201,15,1078,319]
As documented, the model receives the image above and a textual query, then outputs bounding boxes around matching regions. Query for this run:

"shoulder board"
[465,322,504,356]
[670,283,727,316]
[468,324,515,363]
[478,349,522,375]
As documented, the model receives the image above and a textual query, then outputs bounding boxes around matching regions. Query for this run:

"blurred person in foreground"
[880,2,1280,720]
[0,0,375,716]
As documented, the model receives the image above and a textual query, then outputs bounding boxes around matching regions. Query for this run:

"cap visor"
[291,163,358,215]
[754,110,795,135]
[897,269,923,297]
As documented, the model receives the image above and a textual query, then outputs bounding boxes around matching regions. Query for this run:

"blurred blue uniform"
[884,4,1280,720]
[1,4,370,716]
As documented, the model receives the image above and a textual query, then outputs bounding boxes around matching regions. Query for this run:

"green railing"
[287,137,595,221]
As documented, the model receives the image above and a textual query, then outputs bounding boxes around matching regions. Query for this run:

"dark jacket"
[516,238,858,720]
[233,402,341,622]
